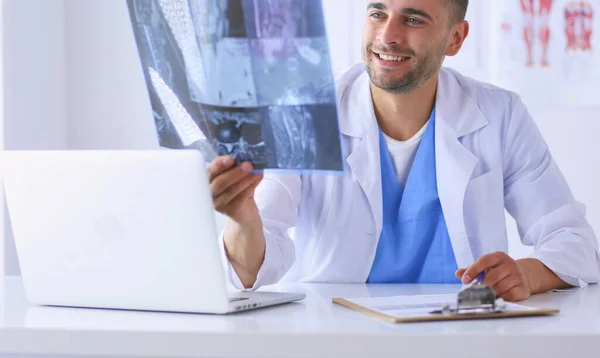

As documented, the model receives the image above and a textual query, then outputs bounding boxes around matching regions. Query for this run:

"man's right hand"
[208,156,263,225]
[208,155,266,289]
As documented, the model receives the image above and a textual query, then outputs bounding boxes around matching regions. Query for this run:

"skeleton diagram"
[521,0,554,67]
[565,1,594,52]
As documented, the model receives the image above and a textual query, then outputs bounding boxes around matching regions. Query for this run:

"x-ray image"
[190,0,248,43]
[156,0,210,103]
[199,105,271,169]
[242,0,327,38]
[195,38,258,107]
[263,104,341,170]
[128,0,215,157]
[250,37,336,106]
[127,0,343,172]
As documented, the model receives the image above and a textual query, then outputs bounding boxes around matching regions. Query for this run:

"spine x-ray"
[127,0,343,172]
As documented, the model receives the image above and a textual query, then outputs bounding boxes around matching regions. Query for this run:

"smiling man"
[208,0,600,301]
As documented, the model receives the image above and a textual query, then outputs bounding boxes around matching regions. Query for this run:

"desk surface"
[1,277,599,358]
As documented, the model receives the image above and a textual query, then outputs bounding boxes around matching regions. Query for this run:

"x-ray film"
[127,0,343,172]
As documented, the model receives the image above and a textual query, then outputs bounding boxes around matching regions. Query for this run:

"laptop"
[1,149,305,314]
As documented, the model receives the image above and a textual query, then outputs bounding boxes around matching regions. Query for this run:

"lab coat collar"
[336,65,489,139]
[342,70,383,245]
[435,68,489,268]
[337,64,490,270]
[336,65,375,139]
[435,68,489,138]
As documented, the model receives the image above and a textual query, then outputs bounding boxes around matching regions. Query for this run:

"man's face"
[363,0,454,94]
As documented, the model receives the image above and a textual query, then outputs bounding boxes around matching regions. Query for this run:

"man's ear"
[445,21,470,57]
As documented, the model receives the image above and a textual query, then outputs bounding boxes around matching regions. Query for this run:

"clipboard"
[332,294,560,324]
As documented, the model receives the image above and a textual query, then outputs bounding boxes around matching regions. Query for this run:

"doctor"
[208,0,600,301]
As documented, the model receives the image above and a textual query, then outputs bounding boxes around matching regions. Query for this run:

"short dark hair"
[449,0,468,23]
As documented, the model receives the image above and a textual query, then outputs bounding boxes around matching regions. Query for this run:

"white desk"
[1,277,599,358]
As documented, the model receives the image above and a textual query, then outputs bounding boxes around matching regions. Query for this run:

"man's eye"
[407,17,424,25]
[370,12,382,19]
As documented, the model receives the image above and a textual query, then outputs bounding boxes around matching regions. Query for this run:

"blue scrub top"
[367,109,461,284]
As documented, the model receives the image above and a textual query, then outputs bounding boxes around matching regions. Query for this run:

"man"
[208,0,600,301]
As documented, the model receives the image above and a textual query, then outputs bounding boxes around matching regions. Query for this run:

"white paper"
[346,294,539,319]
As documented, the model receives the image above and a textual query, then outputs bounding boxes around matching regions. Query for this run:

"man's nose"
[377,18,406,46]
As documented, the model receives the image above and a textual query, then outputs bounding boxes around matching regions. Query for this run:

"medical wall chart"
[127,0,343,172]
[491,0,600,106]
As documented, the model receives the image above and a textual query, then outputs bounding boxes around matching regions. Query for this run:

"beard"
[363,40,447,94]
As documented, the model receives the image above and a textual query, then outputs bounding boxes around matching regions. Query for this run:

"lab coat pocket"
[463,167,508,256]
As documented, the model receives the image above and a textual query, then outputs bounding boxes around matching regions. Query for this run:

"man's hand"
[208,155,266,289]
[208,156,264,225]
[455,252,531,302]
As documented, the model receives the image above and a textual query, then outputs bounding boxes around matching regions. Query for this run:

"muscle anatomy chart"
[565,1,594,52]
[521,0,554,67]
[492,0,600,105]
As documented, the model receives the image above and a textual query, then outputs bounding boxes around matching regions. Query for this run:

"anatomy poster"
[126,0,343,172]
[492,0,600,105]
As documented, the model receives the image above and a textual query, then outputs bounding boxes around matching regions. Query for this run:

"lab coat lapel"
[340,72,383,240]
[337,67,489,270]
[435,68,489,269]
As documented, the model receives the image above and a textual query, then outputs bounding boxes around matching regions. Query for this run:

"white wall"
[0,0,5,277]
[64,0,158,150]
[322,0,358,74]
[2,0,68,275]
[2,0,68,150]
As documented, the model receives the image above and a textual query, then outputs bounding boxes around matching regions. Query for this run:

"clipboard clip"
[431,284,506,315]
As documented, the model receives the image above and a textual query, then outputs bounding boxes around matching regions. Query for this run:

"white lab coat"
[222,64,600,290]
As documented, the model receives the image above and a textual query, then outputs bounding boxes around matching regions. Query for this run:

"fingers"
[208,156,235,182]
[481,264,512,288]
[492,274,522,297]
[225,175,264,209]
[213,174,262,211]
[459,252,531,302]
[461,252,508,284]
[210,161,254,198]
[455,252,531,301]
[500,286,530,302]
[455,268,467,279]
[243,174,264,198]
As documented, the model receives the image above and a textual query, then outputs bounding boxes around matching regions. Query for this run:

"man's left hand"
[455,252,531,302]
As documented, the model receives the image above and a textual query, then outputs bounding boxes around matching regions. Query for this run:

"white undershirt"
[382,121,430,187]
